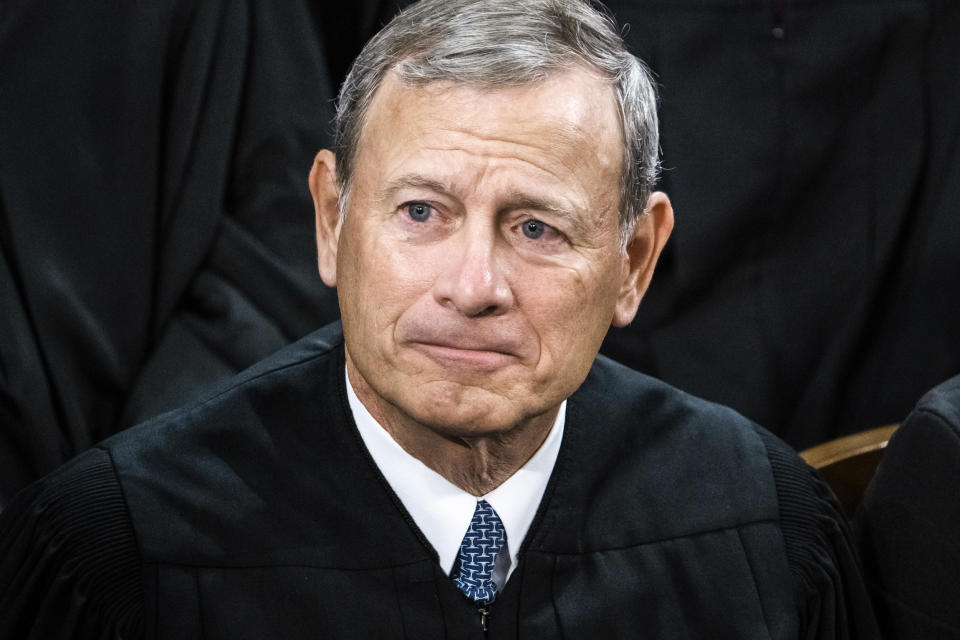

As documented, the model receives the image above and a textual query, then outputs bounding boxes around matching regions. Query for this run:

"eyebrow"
[379,174,454,203]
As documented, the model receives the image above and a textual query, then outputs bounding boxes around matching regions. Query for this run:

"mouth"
[409,340,520,371]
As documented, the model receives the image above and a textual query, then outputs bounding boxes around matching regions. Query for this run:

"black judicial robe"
[598,0,960,450]
[0,323,879,638]
[856,373,960,638]
[0,0,340,506]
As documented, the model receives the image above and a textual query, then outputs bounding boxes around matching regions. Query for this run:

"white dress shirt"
[346,365,564,586]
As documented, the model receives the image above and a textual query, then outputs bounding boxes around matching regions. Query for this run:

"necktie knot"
[453,500,506,605]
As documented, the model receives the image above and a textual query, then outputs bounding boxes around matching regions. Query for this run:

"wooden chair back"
[800,424,899,517]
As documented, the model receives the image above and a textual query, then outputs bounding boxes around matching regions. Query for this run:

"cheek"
[524,257,618,321]
[522,260,621,359]
[340,228,437,331]
[338,222,391,328]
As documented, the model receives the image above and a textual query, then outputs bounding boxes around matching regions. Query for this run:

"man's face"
[315,68,668,438]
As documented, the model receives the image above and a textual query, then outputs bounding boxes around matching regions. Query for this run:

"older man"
[0,0,878,637]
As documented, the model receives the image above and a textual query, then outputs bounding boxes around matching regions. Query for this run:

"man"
[0,0,878,637]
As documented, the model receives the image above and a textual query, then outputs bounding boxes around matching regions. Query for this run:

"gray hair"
[333,0,660,249]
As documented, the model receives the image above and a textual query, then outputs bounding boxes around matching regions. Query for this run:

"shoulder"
[563,357,878,633]
[0,326,345,636]
[0,447,144,637]
[571,354,859,571]
[190,321,346,401]
[572,355,785,499]
[575,354,760,439]
[562,357,781,536]
[857,373,960,634]
[103,322,346,492]
[863,372,960,534]
[107,322,345,455]
[577,353,823,477]
[909,371,960,433]
[100,323,352,563]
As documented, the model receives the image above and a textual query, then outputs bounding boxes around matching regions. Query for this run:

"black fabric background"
[599,0,960,449]
[0,0,375,504]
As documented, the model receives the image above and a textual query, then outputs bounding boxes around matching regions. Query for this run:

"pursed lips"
[411,342,519,371]
[401,329,527,370]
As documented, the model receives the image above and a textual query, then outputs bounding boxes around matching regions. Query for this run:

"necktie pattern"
[453,500,506,605]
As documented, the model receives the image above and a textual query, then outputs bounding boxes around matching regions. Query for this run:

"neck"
[346,359,558,496]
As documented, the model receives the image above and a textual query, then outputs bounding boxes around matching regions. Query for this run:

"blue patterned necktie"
[453,500,507,606]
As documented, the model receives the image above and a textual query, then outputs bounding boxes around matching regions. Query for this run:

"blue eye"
[522,219,545,239]
[407,203,432,222]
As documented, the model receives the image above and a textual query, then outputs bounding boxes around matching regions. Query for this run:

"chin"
[415,406,519,438]
[373,365,561,436]
[401,387,527,436]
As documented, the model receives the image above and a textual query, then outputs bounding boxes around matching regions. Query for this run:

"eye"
[406,202,432,222]
[522,219,545,239]
[512,217,567,251]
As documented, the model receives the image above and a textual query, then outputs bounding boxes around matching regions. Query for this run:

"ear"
[309,150,342,287]
[612,191,674,327]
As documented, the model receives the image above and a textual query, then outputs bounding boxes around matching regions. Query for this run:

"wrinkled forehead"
[353,68,624,188]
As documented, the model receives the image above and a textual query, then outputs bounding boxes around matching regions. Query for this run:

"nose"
[432,222,513,318]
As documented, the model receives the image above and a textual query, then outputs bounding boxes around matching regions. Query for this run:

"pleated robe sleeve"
[0,448,144,639]
[760,428,881,639]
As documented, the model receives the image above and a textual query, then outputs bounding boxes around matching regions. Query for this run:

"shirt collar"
[346,365,564,577]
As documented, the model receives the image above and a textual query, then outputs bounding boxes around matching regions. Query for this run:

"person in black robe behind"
[0,0,344,506]
[597,0,960,450]
[856,372,960,638]
[0,0,879,636]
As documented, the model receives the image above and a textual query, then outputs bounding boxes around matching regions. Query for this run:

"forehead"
[353,67,623,202]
